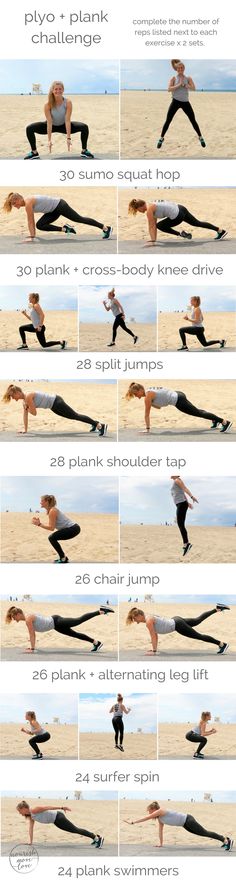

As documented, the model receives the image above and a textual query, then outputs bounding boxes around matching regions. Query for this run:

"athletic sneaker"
[107,342,115,346]
[193,752,204,758]
[100,605,115,614]
[217,643,229,655]
[90,424,98,433]
[61,340,66,349]
[210,419,221,429]
[220,339,226,348]
[216,603,230,611]
[90,641,103,653]
[32,753,43,759]
[81,149,94,159]
[157,137,164,149]
[183,542,192,557]
[223,838,234,851]
[134,336,138,344]
[53,557,69,563]
[178,346,188,351]
[220,420,232,433]
[92,835,104,849]
[180,231,192,239]
[199,137,206,147]
[24,151,40,159]
[119,746,124,752]
[17,344,29,350]
[102,225,113,239]
[98,423,108,437]
[62,224,76,235]
[214,229,227,240]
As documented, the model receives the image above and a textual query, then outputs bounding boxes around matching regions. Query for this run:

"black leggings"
[173,608,221,647]
[176,501,189,545]
[26,121,89,152]
[36,198,104,233]
[161,99,202,138]
[19,323,61,348]
[29,731,51,756]
[49,524,80,559]
[183,813,224,843]
[156,204,219,237]
[54,811,95,840]
[185,731,207,754]
[53,610,101,644]
[112,716,124,746]
[51,395,98,428]
[175,390,223,424]
[179,326,222,348]
[112,314,135,343]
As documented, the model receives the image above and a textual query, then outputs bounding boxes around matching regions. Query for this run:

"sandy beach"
[118,379,236,438]
[0,380,117,440]
[1,513,118,563]
[0,310,78,352]
[120,799,235,849]
[1,600,118,655]
[158,723,236,759]
[120,526,236,564]
[120,92,236,159]
[79,732,157,760]
[79,322,157,352]
[0,94,119,159]
[2,797,118,849]
[119,601,235,656]
[0,723,78,759]
[158,312,236,352]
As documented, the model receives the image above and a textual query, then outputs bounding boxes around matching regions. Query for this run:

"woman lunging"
[103,289,138,347]
[17,292,66,350]
[178,296,226,351]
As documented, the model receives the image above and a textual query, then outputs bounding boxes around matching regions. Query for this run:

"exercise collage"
[0,2,235,881]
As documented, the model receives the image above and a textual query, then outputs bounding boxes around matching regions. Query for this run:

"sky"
[79,286,157,324]
[0,693,78,724]
[0,60,119,94]
[120,476,236,526]
[1,475,119,513]
[121,791,236,803]
[158,286,236,314]
[121,60,236,91]
[158,693,236,724]
[0,286,78,312]
[3,594,118,605]
[4,791,117,801]
[79,692,157,733]
[121,594,236,606]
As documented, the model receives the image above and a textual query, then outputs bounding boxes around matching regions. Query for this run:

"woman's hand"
[145,650,157,655]
[61,806,71,812]
[192,496,198,503]
[184,314,189,321]
[17,430,28,435]
[67,137,71,152]
[123,819,134,825]
[32,517,40,526]
[48,140,52,153]
[23,648,35,654]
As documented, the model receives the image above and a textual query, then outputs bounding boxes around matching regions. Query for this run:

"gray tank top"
[191,307,203,327]
[173,75,189,102]
[34,392,56,409]
[153,615,175,634]
[193,724,201,735]
[171,481,186,505]
[30,724,47,736]
[154,201,179,220]
[112,702,123,719]
[31,810,57,824]
[159,810,187,827]
[32,196,61,214]
[55,509,75,529]
[147,387,178,408]
[33,614,55,633]
[29,306,41,328]
[110,300,122,317]
[51,98,67,125]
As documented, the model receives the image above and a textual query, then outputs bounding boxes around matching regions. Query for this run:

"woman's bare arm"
[146,617,158,652]
[44,103,52,149]
[32,506,58,531]
[146,205,157,242]
[65,100,72,147]
[25,199,36,238]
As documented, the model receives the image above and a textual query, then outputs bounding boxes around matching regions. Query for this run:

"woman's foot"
[210,419,221,429]
[119,745,124,752]
[81,149,94,159]
[178,345,188,351]
[220,420,232,433]
[180,231,192,239]
[62,224,76,235]
[214,229,227,240]
[107,342,115,346]
[193,752,204,758]
[217,642,229,654]
[199,137,206,147]
[223,838,234,851]
[98,423,108,436]
[100,605,115,614]
[102,225,113,239]
[157,137,164,149]
[133,336,138,344]
[90,640,103,652]
[17,344,28,350]
[32,752,43,759]
[220,339,226,348]
[216,603,230,611]
[183,542,192,557]
[24,150,40,159]
[92,835,104,849]
[54,556,69,563]
[60,340,66,349]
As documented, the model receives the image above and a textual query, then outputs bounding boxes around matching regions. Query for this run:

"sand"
[118,188,236,248]
[119,602,236,656]
[0,94,119,159]
[120,92,236,159]
[118,379,236,438]
[120,526,236,564]
[1,600,118,654]
[1,797,118,849]
[79,322,157,352]
[79,732,157,760]
[0,380,117,439]
[0,723,78,759]
[1,513,118,563]
[158,312,236,352]
[0,186,116,243]
[0,311,78,352]
[120,799,235,849]
[158,724,236,760]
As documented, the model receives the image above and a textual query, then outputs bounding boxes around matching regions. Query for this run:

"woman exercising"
[124,800,233,851]
[17,292,66,350]
[186,711,217,759]
[30,494,80,563]
[3,384,108,437]
[125,383,232,434]
[5,603,114,654]
[128,199,227,243]
[21,710,51,759]
[103,289,138,347]
[178,296,226,351]
[24,80,94,160]
[16,801,104,848]
[170,475,197,556]
[126,604,230,656]
[109,693,131,752]
[3,193,112,241]
[157,60,205,150]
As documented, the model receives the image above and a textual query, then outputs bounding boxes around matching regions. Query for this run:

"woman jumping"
[124,800,233,851]
[2,193,112,241]
[103,289,138,347]
[16,801,104,848]
[24,80,94,160]
[128,199,227,243]
[178,296,226,351]
[21,710,51,760]
[30,494,80,563]
[126,604,230,656]
[186,711,217,760]
[3,385,108,437]
[17,292,66,350]
[170,475,197,556]
[125,383,232,434]
[109,693,131,752]
[5,603,114,654]
[157,60,205,150]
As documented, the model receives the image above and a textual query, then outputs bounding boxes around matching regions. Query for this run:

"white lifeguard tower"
[32,83,42,95]
[74,792,81,800]
[144,594,154,603]
[204,793,213,802]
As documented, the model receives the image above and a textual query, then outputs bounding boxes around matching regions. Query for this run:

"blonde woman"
[103,288,138,347]
[124,800,233,850]
[21,711,51,759]
[126,605,229,655]
[3,384,108,436]
[16,801,104,848]
[24,80,93,159]
[157,59,205,149]
[186,711,217,759]
[125,382,232,434]
[5,603,114,654]
[109,693,131,751]
[18,292,66,350]
[178,295,226,351]
[2,193,112,241]
[128,198,226,243]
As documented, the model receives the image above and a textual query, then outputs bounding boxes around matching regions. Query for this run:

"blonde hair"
[171,59,184,70]
[147,801,160,812]
[128,199,146,216]
[126,607,144,625]
[2,192,23,213]
[5,606,24,624]
[125,383,145,400]
[201,711,211,721]
[48,81,64,108]
[41,494,57,509]
[26,711,36,720]
[117,694,123,702]
[2,384,23,403]
[16,801,31,815]
[191,296,201,306]
[108,288,115,297]
[29,293,39,303]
